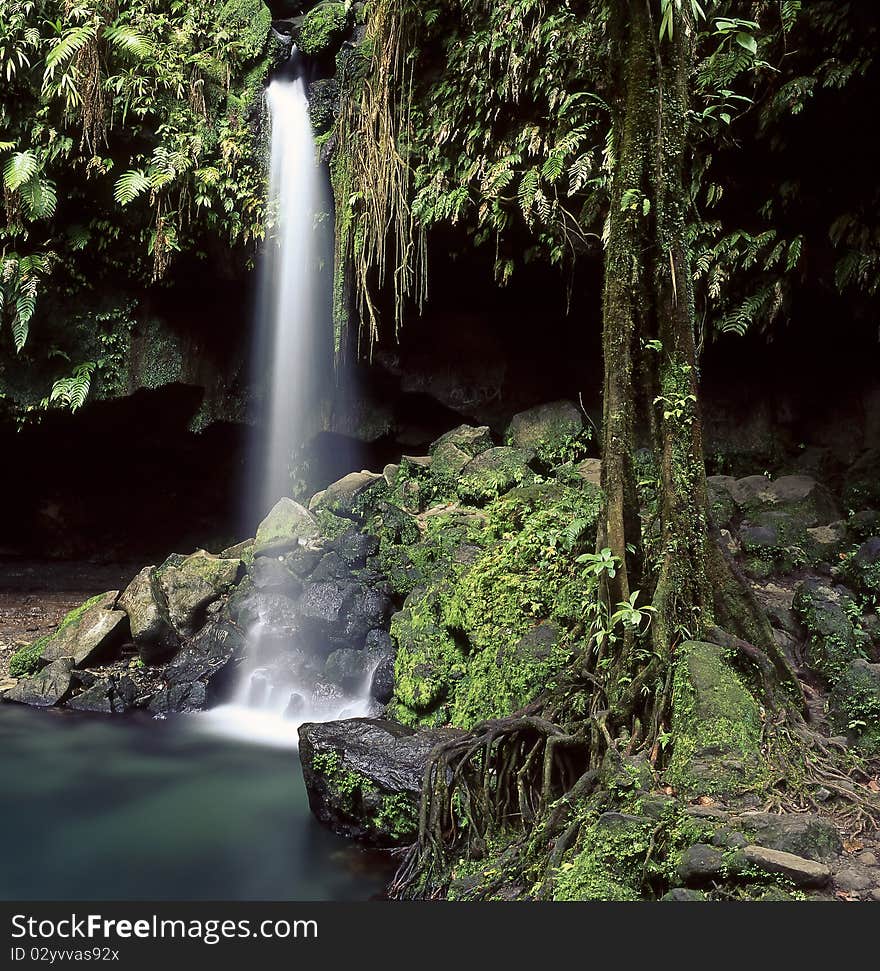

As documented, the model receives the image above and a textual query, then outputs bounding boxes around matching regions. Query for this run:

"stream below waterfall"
[0,704,393,900]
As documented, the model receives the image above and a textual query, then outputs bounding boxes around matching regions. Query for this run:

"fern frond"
[20,177,58,219]
[113,169,151,205]
[3,150,39,191]
[103,25,154,60]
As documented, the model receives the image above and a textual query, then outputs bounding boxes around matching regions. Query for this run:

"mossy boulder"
[429,423,493,459]
[830,659,880,754]
[666,641,766,797]
[255,497,319,556]
[391,585,465,725]
[506,399,586,464]
[457,446,535,504]
[726,812,841,862]
[792,580,859,684]
[298,717,457,845]
[39,591,127,668]
[297,1,349,56]
[154,551,241,637]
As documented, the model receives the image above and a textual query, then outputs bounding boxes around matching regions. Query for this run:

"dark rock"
[335,528,380,569]
[67,675,137,714]
[661,888,708,902]
[299,717,458,845]
[323,648,369,690]
[227,588,299,640]
[147,617,244,713]
[3,658,74,708]
[849,537,880,595]
[369,654,395,705]
[833,867,875,892]
[677,844,726,885]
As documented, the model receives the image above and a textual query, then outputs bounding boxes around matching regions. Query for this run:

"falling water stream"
[200,51,376,748]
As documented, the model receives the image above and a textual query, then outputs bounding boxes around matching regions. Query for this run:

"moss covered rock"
[457,446,535,504]
[298,717,457,846]
[3,658,75,708]
[39,592,127,668]
[830,659,880,754]
[298,1,349,56]
[255,497,319,556]
[666,641,766,797]
[792,580,859,684]
[308,77,340,134]
[154,551,241,636]
[506,399,587,464]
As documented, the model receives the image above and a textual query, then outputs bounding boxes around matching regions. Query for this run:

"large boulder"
[3,658,74,707]
[847,537,880,597]
[506,400,585,462]
[726,812,841,862]
[118,567,177,661]
[254,498,319,556]
[298,717,458,845]
[665,641,765,797]
[39,591,127,667]
[298,579,393,651]
[457,446,535,504]
[154,550,241,637]
[429,424,493,459]
[792,579,859,684]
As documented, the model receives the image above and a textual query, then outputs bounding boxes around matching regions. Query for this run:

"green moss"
[553,814,654,901]
[665,641,768,797]
[830,660,880,755]
[9,636,49,677]
[312,751,418,843]
[219,0,272,61]
[792,582,860,685]
[391,483,602,728]
[299,2,349,56]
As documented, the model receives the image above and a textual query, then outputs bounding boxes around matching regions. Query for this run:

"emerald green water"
[0,705,392,900]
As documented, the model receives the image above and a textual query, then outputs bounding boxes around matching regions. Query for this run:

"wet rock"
[67,675,137,714]
[4,658,74,708]
[334,528,380,569]
[299,717,459,845]
[742,846,830,887]
[458,446,536,504]
[147,617,244,714]
[154,550,241,637]
[677,844,726,885]
[506,400,584,460]
[324,648,369,691]
[226,588,299,639]
[254,498,319,556]
[118,567,177,661]
[369,653,395,705]
[250,555,303,597]
[40,591,128,667]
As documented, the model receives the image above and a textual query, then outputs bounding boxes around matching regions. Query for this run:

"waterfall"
[199,51,375,747]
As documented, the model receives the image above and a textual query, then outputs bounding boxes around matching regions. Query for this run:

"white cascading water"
[200,51,376,747]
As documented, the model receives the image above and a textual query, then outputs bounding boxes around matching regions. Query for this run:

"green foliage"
[299,2,349,57]
[1,0,273,407]
[9,636,48,677]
